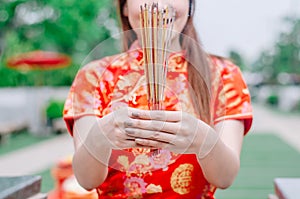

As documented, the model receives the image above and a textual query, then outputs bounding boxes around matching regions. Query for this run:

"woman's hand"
[74,107,148,158]
[93,107,147,150]
[123,109,213,154]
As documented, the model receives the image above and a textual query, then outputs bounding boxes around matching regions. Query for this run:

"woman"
[63,0,253,198]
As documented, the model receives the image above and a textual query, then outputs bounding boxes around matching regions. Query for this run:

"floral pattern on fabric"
[63,42,253,198]
[210,56,253,133]
[115,149,179,198]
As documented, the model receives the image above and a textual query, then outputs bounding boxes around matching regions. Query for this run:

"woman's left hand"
[124,109,211,154]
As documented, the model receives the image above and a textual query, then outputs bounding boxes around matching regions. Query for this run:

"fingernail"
[125,128,134,134]
[132,112,140,118]
[124,121,133,127]
[135,139,143,143]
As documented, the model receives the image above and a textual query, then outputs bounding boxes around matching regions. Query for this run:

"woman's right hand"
[74,107,141,155]
[72,107,140,188]
[95,107,139,150]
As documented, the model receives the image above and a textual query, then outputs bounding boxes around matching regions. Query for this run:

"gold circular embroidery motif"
[170,163,194,195]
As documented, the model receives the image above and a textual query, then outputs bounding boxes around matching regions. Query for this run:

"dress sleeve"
[212,57,253,134]
[63,59,112,136]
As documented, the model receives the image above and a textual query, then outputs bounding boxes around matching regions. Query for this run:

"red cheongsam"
[63,41,253,199]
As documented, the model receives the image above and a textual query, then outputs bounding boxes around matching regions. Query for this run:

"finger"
[113,128,137,140]
[116,139,140,149]
[125,141,157,149]
[128,108,183,122]
[124,119,180,134]
[125,128,176,144]
[135,138,170,148]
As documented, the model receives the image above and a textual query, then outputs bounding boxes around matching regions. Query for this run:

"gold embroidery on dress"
[170,163,194,195]
[201,184,216,199]
[110,74,146,105]
[117,155,130,171]
[146,184,163,194]
[225,90,238,99]
[127,154,153,177]
[131,148,151,156]
[242,88,250,95]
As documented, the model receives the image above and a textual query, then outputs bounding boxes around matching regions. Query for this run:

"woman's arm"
[71,107,143,190]
[197,119,244,189]
[72,116,111,190]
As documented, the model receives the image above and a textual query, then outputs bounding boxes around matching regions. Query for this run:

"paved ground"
[0,103,299,176]
[0,133,74,176]
[251,104,300,152]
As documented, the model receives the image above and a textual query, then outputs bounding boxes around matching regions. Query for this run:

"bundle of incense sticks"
[140,3,176,110]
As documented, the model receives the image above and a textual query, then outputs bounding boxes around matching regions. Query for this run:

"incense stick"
[140,3,175,110]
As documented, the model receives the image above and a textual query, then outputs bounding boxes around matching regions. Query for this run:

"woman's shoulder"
[80,53,123,72]
[209,54,240,70]
[208,54,244,79]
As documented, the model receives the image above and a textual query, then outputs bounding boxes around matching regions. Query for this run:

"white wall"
[0,87,70,135]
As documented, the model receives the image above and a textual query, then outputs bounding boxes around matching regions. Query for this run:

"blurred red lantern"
[6,50,71,71]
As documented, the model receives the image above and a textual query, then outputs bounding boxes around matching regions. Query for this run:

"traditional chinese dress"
[63,41,253,199]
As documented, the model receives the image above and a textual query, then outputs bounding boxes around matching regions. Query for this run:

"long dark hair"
[116,0,212,124]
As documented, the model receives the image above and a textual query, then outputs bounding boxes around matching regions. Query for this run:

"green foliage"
[266,94,279,106]
[45,99,65,119]
[253,17,300,83]
[0,0,119,87]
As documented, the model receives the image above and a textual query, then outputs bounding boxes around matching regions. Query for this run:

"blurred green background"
[0,0,119,87]
[0,1,299,87]
[1,0,299,114]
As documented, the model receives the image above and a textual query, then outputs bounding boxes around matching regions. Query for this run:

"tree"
[253,17,300,83]
[0,0,119,86]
